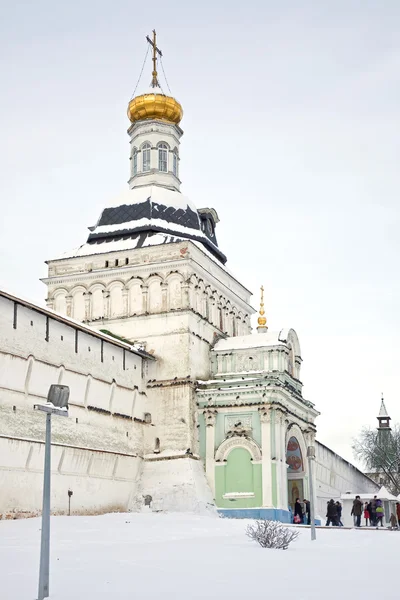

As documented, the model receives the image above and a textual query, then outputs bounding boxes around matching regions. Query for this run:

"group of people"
[293,498,311,524]
[326,499,343,526]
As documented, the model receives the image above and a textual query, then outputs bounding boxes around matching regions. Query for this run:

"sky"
[1,0,399,465]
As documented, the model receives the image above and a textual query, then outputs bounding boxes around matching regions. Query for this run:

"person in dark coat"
[303,499,311,525]
[326,499,338,526]
[370,496,377,526]
[294,498,303,524]
[351,496,363,527]
[336,501,343,526]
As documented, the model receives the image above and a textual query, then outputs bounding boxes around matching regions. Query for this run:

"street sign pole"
[307,446,316,541]
[38,412,52,600]
[34,384,70,600]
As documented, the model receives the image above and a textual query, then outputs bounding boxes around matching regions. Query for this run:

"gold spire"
[257,285,268,330]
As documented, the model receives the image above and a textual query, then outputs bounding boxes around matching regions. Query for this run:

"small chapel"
[0,32,379,521]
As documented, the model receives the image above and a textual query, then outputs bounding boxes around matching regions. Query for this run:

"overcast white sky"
[1,1,399,465]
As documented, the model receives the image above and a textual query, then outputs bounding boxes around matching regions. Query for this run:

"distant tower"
[377,395,391,444]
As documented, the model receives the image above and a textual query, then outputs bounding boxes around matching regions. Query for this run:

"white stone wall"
[0,436,141,517]
[315,441,379,517]
[0,292,153,515]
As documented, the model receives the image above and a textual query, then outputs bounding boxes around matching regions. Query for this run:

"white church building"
[0,34,378,522]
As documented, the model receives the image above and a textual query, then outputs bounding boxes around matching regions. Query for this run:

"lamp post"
[307,445,316,541]
[34,384,69,600]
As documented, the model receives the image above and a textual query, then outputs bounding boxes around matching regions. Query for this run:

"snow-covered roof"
[214,330,288,352]
[55,232,184,260]
[340,486,397,501]
[82,185,226,264]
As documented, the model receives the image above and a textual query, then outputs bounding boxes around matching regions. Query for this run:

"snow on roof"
[213,330,288,352]
[56,232,183,260]
[377,486,398,501]
[105,185,197,213]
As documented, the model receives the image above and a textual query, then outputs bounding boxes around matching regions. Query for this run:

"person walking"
[303,498,311,525]
[364,502,370,527]
[294,498,303,524]
[336,501,343,526]
[326,499,338,526]
[370,496,377,527]
[352,495,363,527]
[396,502,400,528]
[376,500,384,527]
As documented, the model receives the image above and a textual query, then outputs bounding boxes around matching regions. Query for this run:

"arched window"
[172,151,178,177]
[158,143,168,172]
[132,149,138,175]
[142,143,151,172]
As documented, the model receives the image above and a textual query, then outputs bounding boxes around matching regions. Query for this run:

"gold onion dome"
[127,90,183,125]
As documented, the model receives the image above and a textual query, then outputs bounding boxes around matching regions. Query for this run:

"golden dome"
[127,92,183,125]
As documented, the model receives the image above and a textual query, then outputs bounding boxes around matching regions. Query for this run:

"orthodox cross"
[146,30,162,88]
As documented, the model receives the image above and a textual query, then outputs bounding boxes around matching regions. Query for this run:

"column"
[161,283,168,311]
[141,285,148,313]
[83,292,91,321]
[259,406,273,508]
[102,291,110,319]
[204,409,217,497]
[274,409,288,510]
[181,282,190,309]
[65,296,72,318]
[282,418,289,511]
[122,288,128,315]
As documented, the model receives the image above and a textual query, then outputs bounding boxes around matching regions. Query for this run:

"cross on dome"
[127,30,183,125]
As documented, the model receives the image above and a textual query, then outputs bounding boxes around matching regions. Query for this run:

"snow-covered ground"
[0,512,397,600]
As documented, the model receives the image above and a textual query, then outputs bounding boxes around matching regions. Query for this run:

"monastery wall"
[0,436,140,518]
[314,441,379,517]
[0,292,152,516]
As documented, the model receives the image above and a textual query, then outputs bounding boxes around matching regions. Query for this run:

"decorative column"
[161,283,168,311]
[141,285,148,313]
[259,406,273,508]
[102,291,110,319]
[122,288,128,315]
[84,292,91,321]
[274,408,287,510]
[204,409,218,497]
[65,295,72,318]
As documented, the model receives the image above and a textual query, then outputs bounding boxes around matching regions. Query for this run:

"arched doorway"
[286,435,304,513]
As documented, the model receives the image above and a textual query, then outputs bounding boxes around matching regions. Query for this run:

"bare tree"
[246,520,299,550]
[353,424,400,495]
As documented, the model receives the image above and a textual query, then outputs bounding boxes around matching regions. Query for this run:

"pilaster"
[204,408,218,498]
[259,406,273,508]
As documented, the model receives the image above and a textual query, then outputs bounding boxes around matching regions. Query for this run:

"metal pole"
[307,446,316,541]
[38,412,51,600]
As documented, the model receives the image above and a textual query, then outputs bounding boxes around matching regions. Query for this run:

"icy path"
[0,512,397,599]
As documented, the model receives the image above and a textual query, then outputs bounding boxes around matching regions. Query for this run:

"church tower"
[377,396,391,445]
[42,32,254,509]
